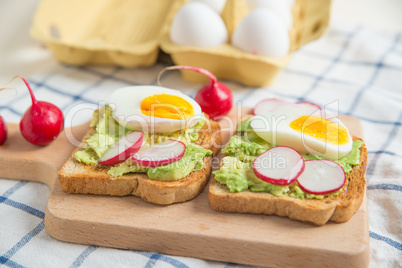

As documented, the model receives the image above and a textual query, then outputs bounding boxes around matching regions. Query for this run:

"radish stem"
[0,75,37,103]
[0,75,24,95]
[19,76,37,105]
[157,65,217,87]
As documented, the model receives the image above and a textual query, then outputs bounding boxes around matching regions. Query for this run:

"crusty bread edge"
[208,137,367,225]
[59,119,221,205]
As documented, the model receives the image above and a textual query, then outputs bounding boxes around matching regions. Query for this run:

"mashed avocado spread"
[213,118,364,199]
[74,105,212,181]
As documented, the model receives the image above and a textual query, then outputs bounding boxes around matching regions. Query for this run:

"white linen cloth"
[0,7,401,268]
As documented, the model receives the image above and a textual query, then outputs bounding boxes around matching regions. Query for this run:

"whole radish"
[0,115,7,146]
[158,66,233,119]
[18,76,64,146]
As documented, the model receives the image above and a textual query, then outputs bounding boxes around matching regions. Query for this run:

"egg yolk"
[290,116,349,145]
[140,94,194,120]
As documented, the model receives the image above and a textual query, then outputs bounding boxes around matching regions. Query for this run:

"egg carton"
[30,0,330,87]
[30,0,184,66]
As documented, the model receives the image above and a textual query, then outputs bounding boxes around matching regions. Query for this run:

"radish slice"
[253,98,290,115]
[131,139,186,168]
[99,132,143,166]
[296,101,322,110]
[253,146,305,186]
[296,160,346,195]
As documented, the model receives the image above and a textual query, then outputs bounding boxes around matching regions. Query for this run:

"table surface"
[0,0,401,267]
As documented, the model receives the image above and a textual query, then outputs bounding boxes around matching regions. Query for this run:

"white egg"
[250,103,353,160]
[109,86,202,133]
[231,9,290,58]
[244,0,293,29]
[170,2,228,47]
[189,0,226,14]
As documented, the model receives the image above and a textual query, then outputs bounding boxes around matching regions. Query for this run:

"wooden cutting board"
[0,107,370,268]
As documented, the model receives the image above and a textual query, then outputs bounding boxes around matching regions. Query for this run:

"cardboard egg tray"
[30,0,331,87]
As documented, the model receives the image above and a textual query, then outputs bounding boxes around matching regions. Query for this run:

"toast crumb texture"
[59,119,221,205]
[208,137,368,225]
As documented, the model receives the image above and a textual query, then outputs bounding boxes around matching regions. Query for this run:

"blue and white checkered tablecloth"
[0,23,401,267]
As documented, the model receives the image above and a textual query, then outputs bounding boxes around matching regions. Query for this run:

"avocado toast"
[209,103,367,225]
[59,86,222,205]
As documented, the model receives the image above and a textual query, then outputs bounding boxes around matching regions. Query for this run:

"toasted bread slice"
[209,137,367,225]
[59,119,221,205]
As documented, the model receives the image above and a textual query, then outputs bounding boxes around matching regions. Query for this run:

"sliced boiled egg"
[250,103,353,160]
[109,86,202,133]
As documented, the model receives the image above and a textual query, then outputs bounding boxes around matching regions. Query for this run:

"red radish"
[131,139,186,168]
[13,76,64,146]
[253,146,305,186]
[98,132,143,166]
[252,98,290,115]
[0,115,7,146]
[296,101,322,110]
[157,66,232,119]
[296,160,346,195]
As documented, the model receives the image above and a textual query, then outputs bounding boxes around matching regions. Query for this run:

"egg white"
[250,103,353,160]
[109,86,203,133]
